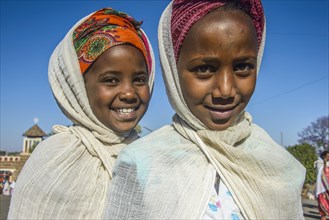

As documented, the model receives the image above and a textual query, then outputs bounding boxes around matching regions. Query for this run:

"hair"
[211,2,256,32]
[219,0,251,15]
[321,150,329,159]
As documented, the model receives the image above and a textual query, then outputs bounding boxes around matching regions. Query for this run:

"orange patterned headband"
[73,8,149,74]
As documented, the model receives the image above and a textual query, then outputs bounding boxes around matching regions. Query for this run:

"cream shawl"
[106,2,305,219]
[8,11,155,219]
[159,2,305,219]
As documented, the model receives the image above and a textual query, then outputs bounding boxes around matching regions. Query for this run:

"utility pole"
[280,132,284,146]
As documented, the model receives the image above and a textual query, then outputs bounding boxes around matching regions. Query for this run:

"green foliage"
[7,152,21,156]
[286,144,318,184]
[29,142,40,153]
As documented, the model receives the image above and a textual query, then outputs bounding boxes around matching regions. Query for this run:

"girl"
[8,8,154,219]
[315,151,329,220]
[106,0,305,219]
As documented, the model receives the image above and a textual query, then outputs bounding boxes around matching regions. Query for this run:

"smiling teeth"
[117,108,135,114]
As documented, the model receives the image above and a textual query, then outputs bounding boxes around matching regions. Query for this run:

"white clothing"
[8,10,155,220]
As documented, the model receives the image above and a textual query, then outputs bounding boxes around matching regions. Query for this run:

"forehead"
[187,9,256,40]
[179,9,258,56]
[84,44,147,78]
[95,45,146,67]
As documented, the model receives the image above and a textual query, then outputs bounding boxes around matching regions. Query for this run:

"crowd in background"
[0,172,15,196]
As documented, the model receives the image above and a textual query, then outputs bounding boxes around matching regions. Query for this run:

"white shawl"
[315,159,328,197]
[106,2,305,219]
[8,11,155,219]
[159,2,305,219]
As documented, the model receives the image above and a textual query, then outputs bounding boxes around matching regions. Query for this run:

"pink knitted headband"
[171,0,265,61]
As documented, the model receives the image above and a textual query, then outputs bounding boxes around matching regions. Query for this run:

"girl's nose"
[212,68,236,99]
[119,83,137,102]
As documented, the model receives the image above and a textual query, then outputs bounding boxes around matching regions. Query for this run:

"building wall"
[0,155,30,181]
[22,137,42,154]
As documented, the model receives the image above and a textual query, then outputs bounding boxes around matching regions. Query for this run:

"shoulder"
[107,126,212,219]
[38,132,79,147]
[135,125,190,146]
[118,125,192,160]
[17,132,81,180]
[28,132,80,159]
[247,123,305,172]
[244,123,293,160]
[113,125,207,178]
[247,123,279,146]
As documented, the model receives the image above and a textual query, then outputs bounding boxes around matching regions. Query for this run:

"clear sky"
[1,0,328,152]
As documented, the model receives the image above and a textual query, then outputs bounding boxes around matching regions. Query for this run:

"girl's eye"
[234,63,255,77]
[192,65,215,78]
[234,63,254,72]
[134,76,148,85]
[103,78,119,85]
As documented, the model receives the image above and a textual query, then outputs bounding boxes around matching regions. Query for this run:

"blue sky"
[1,0,328,152]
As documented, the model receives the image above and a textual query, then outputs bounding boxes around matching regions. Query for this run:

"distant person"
[315,150,329,220]
[2,177,10,196]
[106,0,306,219]
[9,176,15,196]
[8,7,154,219]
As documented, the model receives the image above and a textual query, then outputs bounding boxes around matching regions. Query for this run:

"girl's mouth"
[205,104,239,121]
[112,106,140,121]
[116,108,137,114]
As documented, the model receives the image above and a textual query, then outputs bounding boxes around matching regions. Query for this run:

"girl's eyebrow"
[99,71,120,76]
[234,56,257,62]
[188,55,257,63]
[187,56,217,63]
[134,72,148,77]
[98,70,148,77]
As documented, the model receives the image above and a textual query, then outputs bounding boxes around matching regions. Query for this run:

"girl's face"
[84,45,150,133]
[177,9,258,131]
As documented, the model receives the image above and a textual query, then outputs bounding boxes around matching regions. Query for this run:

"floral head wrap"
[73,8,152,74]
[8,7,156,220]
[171,0,265,61]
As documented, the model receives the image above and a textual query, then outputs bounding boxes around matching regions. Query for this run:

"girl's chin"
[98,122,135,134]
[206,114,244,131]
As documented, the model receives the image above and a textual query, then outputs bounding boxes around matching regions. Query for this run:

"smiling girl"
[8,8,154,219]
[106,1,305,219]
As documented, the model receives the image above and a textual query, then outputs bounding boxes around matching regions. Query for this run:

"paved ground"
[0,195,322,220]
[303,198,321,220]
[0,195,11,220]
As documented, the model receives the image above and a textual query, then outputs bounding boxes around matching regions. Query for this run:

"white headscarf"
[159,1,305,219]
[8,9,155,219]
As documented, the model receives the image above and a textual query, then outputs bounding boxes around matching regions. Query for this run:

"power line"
[269,33,328,37]
[250,75,328,106]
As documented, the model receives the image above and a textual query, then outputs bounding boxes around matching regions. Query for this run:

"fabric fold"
[105,1,305,218]
[159,1,305,219]
[8,8,155,219]
[173,113,305,219]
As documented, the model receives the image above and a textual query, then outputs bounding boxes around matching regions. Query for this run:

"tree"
[287,144,318,184]
[29,142,39,153]
[298,116,329,152]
